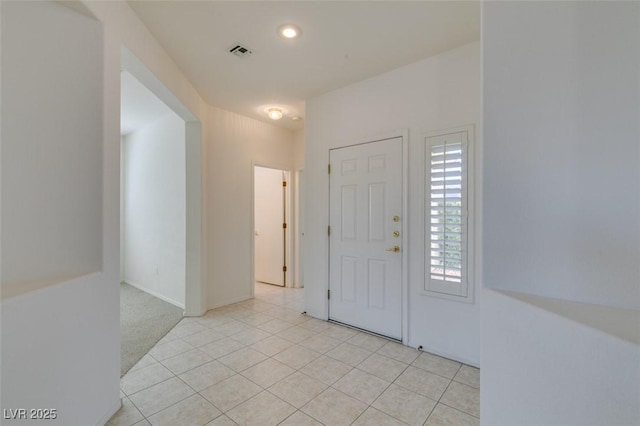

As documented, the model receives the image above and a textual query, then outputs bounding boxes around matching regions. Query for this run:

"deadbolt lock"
[393,215,400,222]
[393,230,400,238]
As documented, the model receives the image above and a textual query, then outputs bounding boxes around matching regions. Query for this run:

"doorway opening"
[120,47,203,316]
[254,166,290,287]
[120,70,186,309]
[119,48,203,374]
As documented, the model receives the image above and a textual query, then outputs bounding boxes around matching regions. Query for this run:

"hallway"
[108,283,479,425]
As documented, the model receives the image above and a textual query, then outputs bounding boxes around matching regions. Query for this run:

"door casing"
[254,165,287,286]
[251,162,293,294]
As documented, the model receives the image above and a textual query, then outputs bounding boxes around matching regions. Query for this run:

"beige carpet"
[120,282,183,375]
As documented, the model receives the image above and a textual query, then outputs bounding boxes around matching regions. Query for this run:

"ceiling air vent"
[229,44,253,57]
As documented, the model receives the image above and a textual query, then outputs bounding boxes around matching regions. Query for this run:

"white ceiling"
[128,1,480,130]
[121,70,175,135]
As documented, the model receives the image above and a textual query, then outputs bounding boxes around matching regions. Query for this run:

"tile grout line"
[362,349,420,426]
[185,330,312,420]
[422,363,462,425]
[127,373,199,424]
[437,401,481,421]
[119,284,475,426]
[438,365,481,419]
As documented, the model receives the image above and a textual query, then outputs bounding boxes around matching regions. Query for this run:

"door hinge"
[327,226,331,236]
[327,289,331,299]
[283,266,287,272]
[282,181,287,187]
[328,164,331,174]
[283,223,287,229]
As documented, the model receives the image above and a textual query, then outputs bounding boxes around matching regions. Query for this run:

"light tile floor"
[108,283,480,426]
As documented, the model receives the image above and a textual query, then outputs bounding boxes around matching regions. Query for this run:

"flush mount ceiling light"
[266,108,284,120]
[278,24,301,39]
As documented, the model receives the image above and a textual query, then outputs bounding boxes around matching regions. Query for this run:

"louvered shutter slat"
[427,136,467,288]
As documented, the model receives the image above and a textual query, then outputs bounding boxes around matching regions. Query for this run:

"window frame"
[422,125,475,303]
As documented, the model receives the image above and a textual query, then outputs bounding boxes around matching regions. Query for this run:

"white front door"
[329,137,403,339]
[255,166,285,286]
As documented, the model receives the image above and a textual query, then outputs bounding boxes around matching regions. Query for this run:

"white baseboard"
[184,308,206,317]
[123,280,185,310]
[206,294,253,311]
[97,398,122,426]
[410,342,480,368]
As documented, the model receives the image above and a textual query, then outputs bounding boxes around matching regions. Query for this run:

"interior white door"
[329,137,403,339]
[255,166,285,286]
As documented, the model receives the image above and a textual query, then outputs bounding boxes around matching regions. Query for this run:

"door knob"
[386,246,401,253]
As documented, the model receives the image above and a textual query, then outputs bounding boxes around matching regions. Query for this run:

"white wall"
[89,0,209,319]
[79,1,291,317]
[304,42,481,365]
[293,128,305,171]
[482,2,640,424]
[482,290,639,425]
[1,0,294,423]
[79,1,295,314]
[122,113,186,308]
[483,1,640,309]
[120,50,205,317]
[1,2,120,425]
[1,274,120,426]
[1,1,102,296]
[206,107,295,307]
[1,0,210,423]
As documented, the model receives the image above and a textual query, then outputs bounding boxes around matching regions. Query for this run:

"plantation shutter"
[426,131,468,297]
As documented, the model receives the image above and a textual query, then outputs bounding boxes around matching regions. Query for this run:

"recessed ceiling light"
[291,116,302,121]
[266,108,283,120]
[278,24,301,39]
